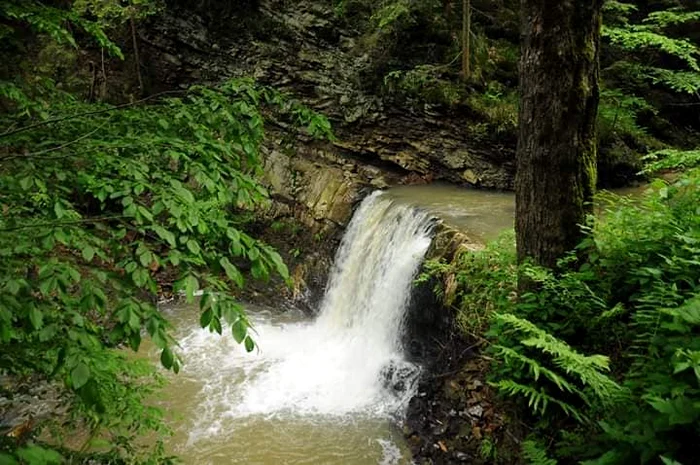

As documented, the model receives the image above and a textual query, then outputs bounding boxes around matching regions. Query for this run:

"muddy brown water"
[385,183,649,241]
[142,306,413,465]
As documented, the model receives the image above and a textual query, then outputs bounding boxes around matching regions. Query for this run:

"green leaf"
[82,245,95,262]
[139,249,152,268]
[0,452,19,465]
[185,275,199,302]
[232,319,247,343]
[248,247,260,261]
[648,397,698,425]
[137,205,154,222]
[200,291,213,311]
[53,201,66,219]
[132,268,149,287]
[39,324,57,342]
[169,250,182,266]
[267,250,289,280]
[200,308,213,328]
[28,307,43,330]
[187,239,201,255]
[16,445,62,465]
[160,347,174,369]
[6,279,21,295]
[660,457,683,465]
[153,225,176,247]
[71,362,90,389]
[220,257,244,288]
[39,277,56,296]
[244,336,255,353]
[212,316,222,335]
[128,331,141,351]
[19,176,33,191]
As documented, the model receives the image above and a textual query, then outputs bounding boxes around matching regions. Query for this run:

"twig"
[130,14,144,95]
[0,121,109,162]
[0,216,127,233]
[0,90,184,140]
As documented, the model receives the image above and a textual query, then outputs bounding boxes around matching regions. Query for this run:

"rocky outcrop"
[404,222,482,361]
[139,0,516,192]
[403,225,521,465]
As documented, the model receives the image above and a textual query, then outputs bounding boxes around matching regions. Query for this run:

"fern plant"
[642,148,700,173]
[522,440,558,465]
[491,313,622,424]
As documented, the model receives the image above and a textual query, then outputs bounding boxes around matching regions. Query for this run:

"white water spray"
[172,191,434,443]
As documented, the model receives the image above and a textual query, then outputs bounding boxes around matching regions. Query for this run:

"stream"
[143,184,645,464]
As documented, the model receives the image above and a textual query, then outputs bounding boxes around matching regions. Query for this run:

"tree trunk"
[461,0,471,80]
[515,0,602,269]
[130,14,144,96]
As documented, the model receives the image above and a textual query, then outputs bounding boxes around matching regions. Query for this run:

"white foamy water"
[158,192,434,461]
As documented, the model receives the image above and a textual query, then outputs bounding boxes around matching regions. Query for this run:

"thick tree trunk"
[515,0,602,268]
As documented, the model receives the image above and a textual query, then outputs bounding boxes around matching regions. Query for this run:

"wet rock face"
[404,222,483,362]
[380,360,421,396]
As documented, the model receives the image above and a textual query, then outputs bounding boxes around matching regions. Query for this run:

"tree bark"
[515,0,602,269]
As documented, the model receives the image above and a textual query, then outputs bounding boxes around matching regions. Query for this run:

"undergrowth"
[423,167,700,464]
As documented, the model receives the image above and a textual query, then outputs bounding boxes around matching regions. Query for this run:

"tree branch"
[0,121,109,162]
[0,90,184,140]
[0,216,127,233]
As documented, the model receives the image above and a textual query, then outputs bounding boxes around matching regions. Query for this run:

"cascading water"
[154,191,435,463]
[234,191,434,416]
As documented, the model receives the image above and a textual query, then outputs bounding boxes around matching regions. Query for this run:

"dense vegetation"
[0,0,698,464]
[337,0,699,182]
[425,163,700,464]
[0,1,331,463]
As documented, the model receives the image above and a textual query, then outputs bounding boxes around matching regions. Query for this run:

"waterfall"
[174,191,435,439]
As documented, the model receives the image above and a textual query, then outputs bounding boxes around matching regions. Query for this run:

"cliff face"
[139,0,516,193]
[129,0,516,305]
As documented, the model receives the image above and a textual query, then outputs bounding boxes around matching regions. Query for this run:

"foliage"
[490,312,622,424]
[417,231,516,336]
[432,171,700,464]
[0,74,332,462]
[642,148,700,173]
[0,2,334,459]
[466,82,518,134]
[0,0,156,59]
[383,65,465,106]
[603,3,700,75]
[338,0,697,170]
[597,87,658,148]
[522,440,558,465]
[598,1,700,165]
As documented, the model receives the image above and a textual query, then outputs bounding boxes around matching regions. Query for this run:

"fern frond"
[494,380,585,423]
[644,9,700,28]
[603,26,700,71]
[522,440,558,465]
[602,1,638,15]
[496,313,622,403]
[494,345,584,397]
[642,149,700,173]
[650,69,700,94]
